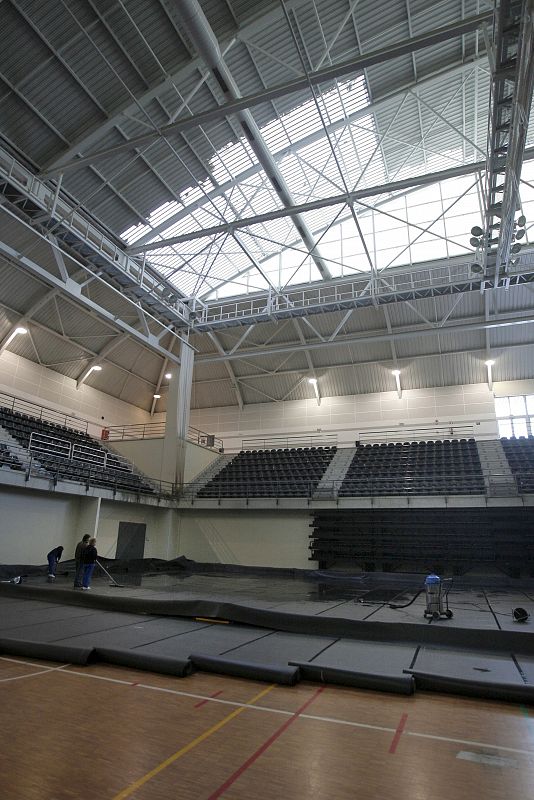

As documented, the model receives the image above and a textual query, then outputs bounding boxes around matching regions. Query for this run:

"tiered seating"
[198,446,337,497]
[0,443,24,472]
[339,439,484,496]
[0,407,153,494]
[501,436,534,492]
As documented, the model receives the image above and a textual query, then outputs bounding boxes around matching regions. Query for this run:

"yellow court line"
[112,683,277,800]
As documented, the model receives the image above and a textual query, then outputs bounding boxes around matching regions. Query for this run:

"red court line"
[195,690,223,709]
[207,686,325,800]
[389,713,408,754]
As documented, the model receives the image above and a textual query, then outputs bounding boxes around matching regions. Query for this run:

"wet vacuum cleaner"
[423,573,453,620]
[388,573,453,620]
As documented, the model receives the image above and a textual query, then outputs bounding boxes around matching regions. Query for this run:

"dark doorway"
[116,522,146,560]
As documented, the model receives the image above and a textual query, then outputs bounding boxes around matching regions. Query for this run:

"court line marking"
[2,656,534,757]
[195,690,223,708]
[112,684,277,800]
[389,712,408,754]
[0,663,70,682]
[207,686,325,799]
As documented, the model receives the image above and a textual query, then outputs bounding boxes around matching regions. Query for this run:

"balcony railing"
[103,421,223,451]
[0,391,88,433]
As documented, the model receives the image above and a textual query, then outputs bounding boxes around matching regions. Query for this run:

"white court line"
[0,661,70,682]
[1,656,534,757]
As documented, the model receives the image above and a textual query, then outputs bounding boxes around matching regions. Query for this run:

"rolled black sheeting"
[4,582,534,656]
[95,647,192,677]
[291,662,415,694]
[190,653,300,685]
[0,637,94,665]
[408,670,534,703]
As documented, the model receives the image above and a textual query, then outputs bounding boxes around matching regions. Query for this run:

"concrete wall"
[175,510,313,569]
[0,486,82,564]
[184,442,219,483]
[96,501,174,561]
[0,350,151,437]
[111,438,165,481]
[187,383,499,450]
[111,438,219,483]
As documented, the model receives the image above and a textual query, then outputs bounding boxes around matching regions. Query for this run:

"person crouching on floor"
[81,538,98,591]
[47,546,64,581]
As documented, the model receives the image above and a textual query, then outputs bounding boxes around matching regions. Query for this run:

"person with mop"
[73,534,90,588]
[81,538,98,591]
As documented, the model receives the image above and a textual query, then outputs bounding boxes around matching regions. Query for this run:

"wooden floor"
[1,656,534,800]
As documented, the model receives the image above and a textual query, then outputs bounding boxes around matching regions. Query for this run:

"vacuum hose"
[388,588,424,609]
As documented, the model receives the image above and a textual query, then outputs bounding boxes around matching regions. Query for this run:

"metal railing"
[0,145,190,327]
[241,433,338,450]
[357,423,478,444]
[0,438,178,498]
[0,391,88,433]
[102,421,166,441]
[103,421,223,451]
[29,431,134,473]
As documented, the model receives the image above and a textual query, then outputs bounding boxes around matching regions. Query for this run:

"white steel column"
[161,340,195,487]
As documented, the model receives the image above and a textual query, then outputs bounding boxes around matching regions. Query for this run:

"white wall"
[188,383,498,449]
[184,442,220,482]
[111,438,219,483]
[175,511,313,569]
[96,501,174,560]
[0,487,82,564]
[0,350,151,437]
[494,379,534,397]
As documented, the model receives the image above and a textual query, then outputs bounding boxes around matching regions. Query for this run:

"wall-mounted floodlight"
[165,373,172,380]
[484,359,495,391]
[391,369,402,398]
[308,376,320,405]
[76,363,102,389]
[2,325,28,351]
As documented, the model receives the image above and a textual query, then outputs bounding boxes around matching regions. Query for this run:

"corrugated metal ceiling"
[1,0,534,413]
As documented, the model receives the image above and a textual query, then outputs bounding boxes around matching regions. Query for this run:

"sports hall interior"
[1,0,534,798]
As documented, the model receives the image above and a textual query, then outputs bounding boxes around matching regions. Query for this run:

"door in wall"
[116,522,146,560]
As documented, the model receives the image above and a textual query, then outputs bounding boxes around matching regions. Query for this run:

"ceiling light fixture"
[165,373,172,380]
[153,394,161,399]
[2,326,28,350]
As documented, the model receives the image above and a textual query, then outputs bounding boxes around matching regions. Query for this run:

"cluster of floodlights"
[469,215,527,273]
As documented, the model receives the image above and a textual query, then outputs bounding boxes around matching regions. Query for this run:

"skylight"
[119,63,530,302]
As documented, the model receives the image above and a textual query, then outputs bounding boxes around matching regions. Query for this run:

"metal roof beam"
[0,240,181,364]
[174,0,331,280]
[42,12,492,177]
[206,331,245,409]
[197,309,534,363]
[128,157,520,253]
[127,56,488,248]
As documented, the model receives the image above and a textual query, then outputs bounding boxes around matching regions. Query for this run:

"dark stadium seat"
[338,438,485,497]
[197,445,337,498]
[0,406,154,495]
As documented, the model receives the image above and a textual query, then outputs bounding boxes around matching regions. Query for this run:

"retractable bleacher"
[339,438,485,496]
[197,446,337,497]
[501,436,534,493]
[0,406,153,494]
